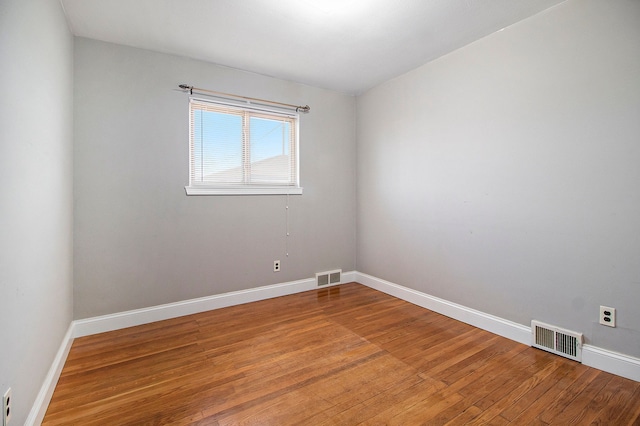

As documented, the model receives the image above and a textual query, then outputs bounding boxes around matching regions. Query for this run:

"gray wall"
[0,0,74,424]
[357,0,640,357]
[73,38,356,319]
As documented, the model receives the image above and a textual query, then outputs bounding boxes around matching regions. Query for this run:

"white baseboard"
[25,323,74,426]
[355,272,531,345]
[30,269,638,423]
[341,270,356,283]
[582,345,640,382]
[30,272,354,424]
[74,272,355,338]
[355,272,640,383]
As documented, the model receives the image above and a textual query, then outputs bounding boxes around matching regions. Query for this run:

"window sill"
[185,186,303,196]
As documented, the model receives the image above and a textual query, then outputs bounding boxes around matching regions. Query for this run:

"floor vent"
[316,269,342,286]
[531,320,583,362]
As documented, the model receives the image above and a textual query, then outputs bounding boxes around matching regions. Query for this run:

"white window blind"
[186,98,302,195]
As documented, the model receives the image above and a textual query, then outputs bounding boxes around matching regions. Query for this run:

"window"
[185,98,302,195]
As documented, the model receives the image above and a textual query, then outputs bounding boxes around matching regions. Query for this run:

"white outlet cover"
[3,388,11,425]
[599,306,616,327]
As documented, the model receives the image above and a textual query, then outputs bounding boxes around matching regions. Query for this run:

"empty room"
[1,0,639,424]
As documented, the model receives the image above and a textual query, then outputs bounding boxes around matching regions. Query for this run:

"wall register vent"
[316,269,342,286]
[531,320,583,362]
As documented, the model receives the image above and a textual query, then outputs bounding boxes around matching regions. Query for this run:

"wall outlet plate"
[273,260,281,272]
[599,306,616,327]
[3,388,11,426]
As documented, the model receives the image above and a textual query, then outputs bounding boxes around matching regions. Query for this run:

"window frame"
[185,97,303,196]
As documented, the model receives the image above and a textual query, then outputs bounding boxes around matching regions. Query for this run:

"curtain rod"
[178,84,310,113]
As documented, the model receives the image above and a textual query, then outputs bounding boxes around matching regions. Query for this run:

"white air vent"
[531,320,583,362]
[316,269,341,286]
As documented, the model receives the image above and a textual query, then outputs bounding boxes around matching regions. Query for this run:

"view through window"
[186,98,301,195]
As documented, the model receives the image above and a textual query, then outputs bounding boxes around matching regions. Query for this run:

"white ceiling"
[61,0,566,94]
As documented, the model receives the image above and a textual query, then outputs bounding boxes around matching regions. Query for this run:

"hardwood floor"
[43,283,640,425]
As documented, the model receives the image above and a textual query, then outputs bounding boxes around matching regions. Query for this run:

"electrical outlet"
[273,260,281,272]
[3,388,11,425]
[599,306,616,327]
